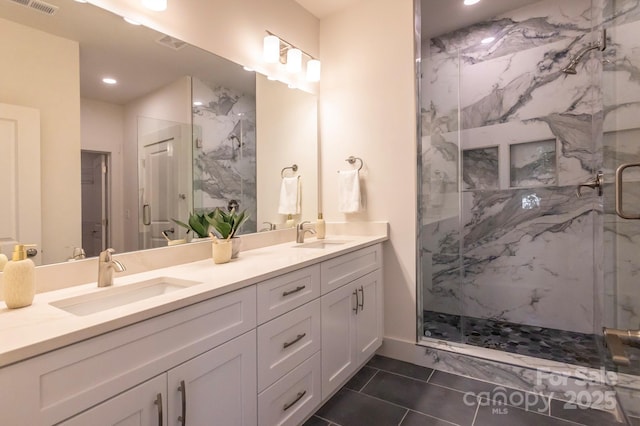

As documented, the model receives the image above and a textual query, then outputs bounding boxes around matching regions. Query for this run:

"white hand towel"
[278,176,301,215]
[338,170,361,213]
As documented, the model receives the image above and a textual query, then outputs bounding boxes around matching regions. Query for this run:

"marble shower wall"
[192,77,257,233]
[421,0,640,334]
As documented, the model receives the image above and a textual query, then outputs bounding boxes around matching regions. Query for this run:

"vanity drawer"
[258,351,321,426]
[257,264,320,324]
[258,298,321,392]
[0,286,256,426]
[321,244,382,294]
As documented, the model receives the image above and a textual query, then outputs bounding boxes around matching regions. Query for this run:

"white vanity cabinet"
[0,240,385,426]
[0,285,256,426]
[256,265,323,426]
[60,331,257,426]
[320,245,383,400]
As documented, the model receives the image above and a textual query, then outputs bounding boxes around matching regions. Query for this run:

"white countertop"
[0,234,386,368]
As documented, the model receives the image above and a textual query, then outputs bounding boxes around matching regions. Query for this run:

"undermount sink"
[294,240,351,249]
[50,277,201,316]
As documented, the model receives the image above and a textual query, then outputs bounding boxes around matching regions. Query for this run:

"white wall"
[80,98,125,253]
[319,0,417,343]
[0,17,82,264]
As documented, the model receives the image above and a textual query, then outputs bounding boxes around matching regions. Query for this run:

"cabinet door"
[167,330,257,426]
[58,375,166,426]
[321,282,358,400]
[355,270,383,364]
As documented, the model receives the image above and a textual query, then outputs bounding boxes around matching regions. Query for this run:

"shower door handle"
[576,171,603,197]
[616,163,640,219]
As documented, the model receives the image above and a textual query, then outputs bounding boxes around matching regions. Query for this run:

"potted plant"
[207,207,249,258]
[172,211,214,240]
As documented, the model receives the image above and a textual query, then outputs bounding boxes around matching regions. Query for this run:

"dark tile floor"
[305,355,636,426]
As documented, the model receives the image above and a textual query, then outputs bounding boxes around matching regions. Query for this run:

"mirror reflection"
[0,0,318,266]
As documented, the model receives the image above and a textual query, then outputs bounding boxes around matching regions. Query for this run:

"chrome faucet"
[98,248,126,287]
[296,221,316,243]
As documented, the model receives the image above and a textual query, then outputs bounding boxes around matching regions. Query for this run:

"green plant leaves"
[207,207,250,239]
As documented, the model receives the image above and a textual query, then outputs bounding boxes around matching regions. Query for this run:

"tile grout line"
[372,366,436,385]
[426,368,435,382]
[470,399,480,426]
[396,409,409,426]
[313,414,340,426]
[357,367,380,392]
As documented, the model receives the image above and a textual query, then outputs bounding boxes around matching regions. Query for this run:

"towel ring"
[281,164,298,178]
[345,156,363,171]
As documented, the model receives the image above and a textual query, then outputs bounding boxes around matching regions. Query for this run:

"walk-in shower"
[417,0,640,420]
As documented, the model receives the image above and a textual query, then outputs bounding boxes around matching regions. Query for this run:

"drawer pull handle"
[178,380,187,425]
[353,289,359,314]
[283,390,307,411]
[154,393,163,426]
[358,285,364,310]
[282,285,306,297]
[283,333,307,349]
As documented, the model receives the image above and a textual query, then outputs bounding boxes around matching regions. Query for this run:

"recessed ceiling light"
[267,75,278,81]
[123,17,141,25]
[464,0,480,5]
[243,66,254,72]
[481,37,495,44]
[102,77,117,85]
[193,101,203,106]
[74,0,88,3]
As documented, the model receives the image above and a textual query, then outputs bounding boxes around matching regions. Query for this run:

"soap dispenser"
[316,213,326,239]
[3,244,36,309]
[285,214,295,228]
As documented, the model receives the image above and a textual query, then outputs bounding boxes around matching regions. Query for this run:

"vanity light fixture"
[481,36,495,44]
[286,48,302,73]
[142,0,167,12]
[263,30,321,82]
[464,0,480,5]
[263,35,280,63]
[102,77,117,85]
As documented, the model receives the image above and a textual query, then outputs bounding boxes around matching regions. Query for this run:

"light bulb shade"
[306,59,321,82]
[286,48,302,73]
[142,0,167,11]
[263,35,280,63]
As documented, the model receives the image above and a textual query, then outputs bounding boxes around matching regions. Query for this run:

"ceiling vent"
[156,35,188,51]
[9,0,59,15]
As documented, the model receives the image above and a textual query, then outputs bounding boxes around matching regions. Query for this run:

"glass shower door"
[599,3,640,419]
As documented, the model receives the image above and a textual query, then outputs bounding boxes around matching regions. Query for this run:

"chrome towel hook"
[281,164,298,178]
[345,156,363,171]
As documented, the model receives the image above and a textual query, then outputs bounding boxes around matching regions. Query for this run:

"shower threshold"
[422,310,640,375]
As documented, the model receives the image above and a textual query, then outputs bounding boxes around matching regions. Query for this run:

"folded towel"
[338,169,361,213]
[278,176,300,215]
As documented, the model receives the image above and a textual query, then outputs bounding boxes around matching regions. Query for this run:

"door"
[320,282,358,400]
[167,331,257,426]
[81,151,109,257]
[138,123,191,249]
[599,7,640,420]
[0,103,42,264]
[58,375,166,426]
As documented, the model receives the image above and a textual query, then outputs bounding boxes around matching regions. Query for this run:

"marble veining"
[510,139,557,187]
[192,77,257,232]
[463,147,499,190]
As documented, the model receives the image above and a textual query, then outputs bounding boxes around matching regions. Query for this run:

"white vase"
[212,240,232,264]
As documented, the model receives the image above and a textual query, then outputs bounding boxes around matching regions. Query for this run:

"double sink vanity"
[0,224,387,425]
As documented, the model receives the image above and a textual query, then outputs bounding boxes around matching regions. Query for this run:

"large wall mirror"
[0,0,318,266]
